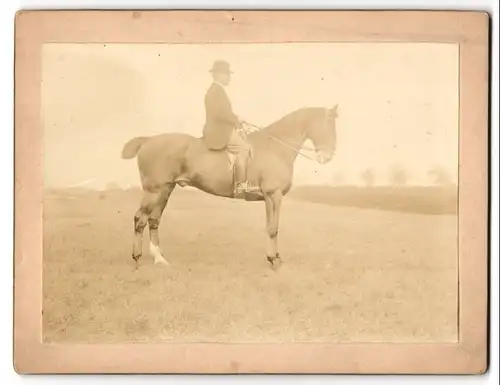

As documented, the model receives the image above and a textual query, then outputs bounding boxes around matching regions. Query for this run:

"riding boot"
[234,154,250,198]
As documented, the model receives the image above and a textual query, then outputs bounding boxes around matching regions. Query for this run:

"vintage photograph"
[41,41,460,344]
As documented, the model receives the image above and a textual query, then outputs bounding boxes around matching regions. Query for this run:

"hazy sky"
[42,42,458,188]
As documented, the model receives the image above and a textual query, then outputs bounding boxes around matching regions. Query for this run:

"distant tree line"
[331,165,455,187]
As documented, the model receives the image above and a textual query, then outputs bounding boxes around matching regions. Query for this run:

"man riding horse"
[202,60,252,198]
[121,60,338,268]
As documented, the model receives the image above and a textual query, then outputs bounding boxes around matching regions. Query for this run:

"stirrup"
[234,181,250,196]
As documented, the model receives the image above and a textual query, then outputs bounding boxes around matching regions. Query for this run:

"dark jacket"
[202,82,239,150]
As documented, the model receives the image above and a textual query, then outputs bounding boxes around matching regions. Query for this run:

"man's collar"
[213,81,225,89]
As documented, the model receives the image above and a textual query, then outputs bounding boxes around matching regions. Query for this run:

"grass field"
[43,186,458,343]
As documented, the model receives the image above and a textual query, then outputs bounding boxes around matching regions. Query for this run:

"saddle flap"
[225,146,253,168]
[226,151,237,168]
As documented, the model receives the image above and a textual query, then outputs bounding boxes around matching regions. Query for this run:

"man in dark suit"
[202,60,252,198]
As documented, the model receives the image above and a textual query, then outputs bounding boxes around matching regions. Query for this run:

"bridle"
[241,108,334,163]
[242,121,316,161]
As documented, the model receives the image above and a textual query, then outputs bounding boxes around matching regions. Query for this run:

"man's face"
[215,72,231,86]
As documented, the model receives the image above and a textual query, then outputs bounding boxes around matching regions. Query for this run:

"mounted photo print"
[13,9,489,374]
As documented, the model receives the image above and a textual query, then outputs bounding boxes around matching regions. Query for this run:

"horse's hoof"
[267,254,282,270]
[132,256,141,272]
[132,254,141,262]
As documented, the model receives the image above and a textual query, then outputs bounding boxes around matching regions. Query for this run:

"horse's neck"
[254,110,310,163]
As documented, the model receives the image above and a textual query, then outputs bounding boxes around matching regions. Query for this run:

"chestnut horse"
[121,105,338,268]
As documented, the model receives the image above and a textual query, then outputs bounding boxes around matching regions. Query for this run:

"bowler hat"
[209,60,233,74]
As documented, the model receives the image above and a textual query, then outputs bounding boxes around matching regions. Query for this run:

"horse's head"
[305,105,338,164]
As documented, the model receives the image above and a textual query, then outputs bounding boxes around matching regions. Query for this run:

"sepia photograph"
[42,41,459,344]
[14,10,489,374]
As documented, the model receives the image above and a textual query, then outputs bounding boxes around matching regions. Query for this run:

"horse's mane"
[253,107,325,137]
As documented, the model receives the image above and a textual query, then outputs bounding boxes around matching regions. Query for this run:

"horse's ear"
[329,104,338,117]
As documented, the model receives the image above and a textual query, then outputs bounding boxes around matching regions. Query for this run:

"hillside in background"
[288,185,457,215]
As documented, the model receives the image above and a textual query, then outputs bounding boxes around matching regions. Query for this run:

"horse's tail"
[121,136,149,159]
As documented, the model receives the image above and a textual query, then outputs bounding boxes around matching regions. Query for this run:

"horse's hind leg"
[148,184,175,266]
[132,190,162,264]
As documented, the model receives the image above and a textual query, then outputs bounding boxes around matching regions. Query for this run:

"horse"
[121,105,339,269]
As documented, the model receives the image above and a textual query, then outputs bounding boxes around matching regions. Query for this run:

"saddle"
[201,133,261,200]
[224,146,254,169]
[225,145,261,200]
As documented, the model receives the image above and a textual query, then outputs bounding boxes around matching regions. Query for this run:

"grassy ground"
[43,186,458,343]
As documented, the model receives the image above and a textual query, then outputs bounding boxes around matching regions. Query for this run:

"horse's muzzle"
[316,150,334,164]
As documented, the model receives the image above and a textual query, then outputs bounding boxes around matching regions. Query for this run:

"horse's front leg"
[264,190,283,268]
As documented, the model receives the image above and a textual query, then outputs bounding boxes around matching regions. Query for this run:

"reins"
[241,120,318,162]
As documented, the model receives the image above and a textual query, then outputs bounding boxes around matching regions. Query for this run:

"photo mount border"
[13,10,489,374]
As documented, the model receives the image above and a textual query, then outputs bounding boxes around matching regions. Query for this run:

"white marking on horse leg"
[149,242,169,266]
